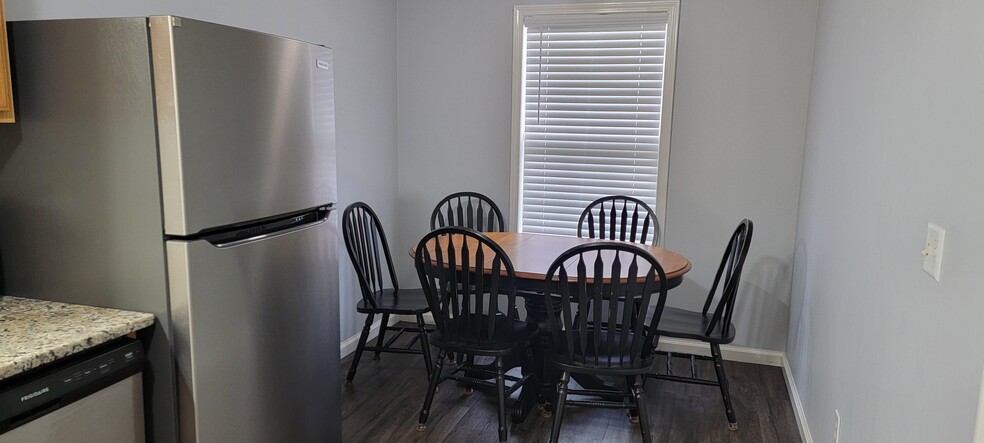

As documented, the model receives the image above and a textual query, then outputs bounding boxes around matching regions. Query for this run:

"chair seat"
[655,306,736,344]
[551,330,654,375]
[356,288,431,315]
[428,314,538,356]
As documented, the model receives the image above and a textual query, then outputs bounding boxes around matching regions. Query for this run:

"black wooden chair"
[341,202,434,386]
[543,242,671,443]
[414,227,537,442]
[646,219,754,431]
[577,195,660,245]
[430,191,506,232]
[431,191,508,366]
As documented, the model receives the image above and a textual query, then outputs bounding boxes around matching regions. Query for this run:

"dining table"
[409,231,692,421]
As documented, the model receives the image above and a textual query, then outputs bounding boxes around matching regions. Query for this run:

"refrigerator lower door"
[166,214,340,443]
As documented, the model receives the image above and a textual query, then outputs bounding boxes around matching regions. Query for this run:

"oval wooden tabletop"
[409,232,691,283]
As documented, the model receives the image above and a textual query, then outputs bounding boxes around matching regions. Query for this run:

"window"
[510,2,679,240]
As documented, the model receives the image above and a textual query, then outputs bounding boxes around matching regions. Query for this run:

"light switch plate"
[922,223,945,281]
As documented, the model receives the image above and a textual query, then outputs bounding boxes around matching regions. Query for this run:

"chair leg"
[632,378,652,443]
[626,375,640,423]
[464,354,476,395]
[549,371,570,443]
[521,346,539,414]
[711,343,738,431]
[415,314,433,380]
[416,349,446,432]
[495,357,508,442]
[373,313,390,360]
[345,313,375,386]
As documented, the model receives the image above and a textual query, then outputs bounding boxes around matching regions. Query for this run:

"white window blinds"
[518,13,670,237]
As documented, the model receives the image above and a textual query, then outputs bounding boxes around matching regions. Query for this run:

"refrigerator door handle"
[211,215,328,249]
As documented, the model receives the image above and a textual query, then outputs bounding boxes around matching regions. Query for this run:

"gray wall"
[395,0,818,351]
[787,0,984,441]
[6,0,399,343]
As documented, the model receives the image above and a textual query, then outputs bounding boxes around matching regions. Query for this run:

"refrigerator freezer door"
[166,213,340,442]
[151,16,337,236]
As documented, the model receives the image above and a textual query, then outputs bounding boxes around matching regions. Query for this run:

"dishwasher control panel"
[0,339,144,432]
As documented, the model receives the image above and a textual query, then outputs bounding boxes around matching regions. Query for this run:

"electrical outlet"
[922,223,945,281]
[834,409,841,443]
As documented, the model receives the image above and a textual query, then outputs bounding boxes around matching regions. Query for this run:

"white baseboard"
[656,338,784,367]
[781,354,814,443]
[339,315,401,358]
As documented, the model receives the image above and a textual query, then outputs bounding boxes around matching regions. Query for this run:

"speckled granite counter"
[0,296,155,381]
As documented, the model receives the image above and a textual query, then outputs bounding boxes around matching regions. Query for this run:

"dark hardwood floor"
[341,324,801,442]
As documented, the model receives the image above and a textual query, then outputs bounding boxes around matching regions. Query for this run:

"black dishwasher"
[0,338,146,442]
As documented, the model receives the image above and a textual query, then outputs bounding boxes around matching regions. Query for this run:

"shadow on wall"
[0,123,22,295]
[734,255,792,351]
[337,244,362,340]
[667,254,792,351]
[786,240,811,376]
[0,121,21,171]
[395,186,433,287]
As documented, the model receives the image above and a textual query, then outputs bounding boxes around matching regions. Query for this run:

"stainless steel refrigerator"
[0,16,341,442]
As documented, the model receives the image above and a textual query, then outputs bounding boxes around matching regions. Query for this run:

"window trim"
[509,1,680,242]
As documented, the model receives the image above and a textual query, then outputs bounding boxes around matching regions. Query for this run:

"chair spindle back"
[577,195,660,245]
[342,202,399,309]
[415,227,518,347]
[430,191,506,232]
[543,243,669,369]
[701,219,754,337]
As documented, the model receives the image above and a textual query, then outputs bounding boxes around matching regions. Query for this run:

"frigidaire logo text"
[21,387,49,402]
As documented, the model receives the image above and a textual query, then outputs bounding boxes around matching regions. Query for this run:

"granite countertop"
[0,296,155,381]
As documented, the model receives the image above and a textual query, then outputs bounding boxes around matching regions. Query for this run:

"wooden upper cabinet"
[0,0,14,123]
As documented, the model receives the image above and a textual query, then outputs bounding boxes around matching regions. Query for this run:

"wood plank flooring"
[341,324,800,442]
